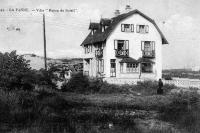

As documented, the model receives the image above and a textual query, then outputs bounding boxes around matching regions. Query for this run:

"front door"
[110,59,116,77]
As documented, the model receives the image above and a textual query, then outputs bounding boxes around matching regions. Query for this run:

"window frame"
[126,63,139,73]
[136,25,149,33]
[121,24,134,32]
[110,59,116,77]
[97,59,104,73]
[114,40,129,50]
[141,41,155,51]
[141,63,153,73]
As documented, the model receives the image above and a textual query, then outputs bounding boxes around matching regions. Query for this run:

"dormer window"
[136,25,149,33]
[102,27,105,32]
[91,29,96,35]
[89,22,100,35]
[100,18,111,32]
[121,24,134,32]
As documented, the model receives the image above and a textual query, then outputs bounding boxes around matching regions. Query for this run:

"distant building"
[192,66,200,71]
[81,9,168,83]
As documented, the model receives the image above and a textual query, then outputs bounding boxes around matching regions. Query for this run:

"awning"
[120,57,138,63]
[137,57,154,63]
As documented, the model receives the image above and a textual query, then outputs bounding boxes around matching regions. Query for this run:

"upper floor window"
[114,40,129,57]
[136,25,149,33]
[121,24,134,32]
[84,45,93,54]
[141,41,155,58]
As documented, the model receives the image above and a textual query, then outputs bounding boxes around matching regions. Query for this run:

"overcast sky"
[0,0,200,69]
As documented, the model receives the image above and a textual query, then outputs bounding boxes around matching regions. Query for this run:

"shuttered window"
[141,41,155,51]
[121,24,134,32]
[137,25,149,33]
[114,40,129,50]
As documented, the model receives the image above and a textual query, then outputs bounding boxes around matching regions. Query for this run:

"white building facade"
[81,9,168,84]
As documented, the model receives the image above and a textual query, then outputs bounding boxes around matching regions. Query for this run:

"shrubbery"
[159,91,200,133]
[0,51,58,91]
[61,73,175,95]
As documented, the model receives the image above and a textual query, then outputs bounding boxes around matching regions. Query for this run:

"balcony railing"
[95,49,103,58]
[115,49,129,57]
[142,51,155,58]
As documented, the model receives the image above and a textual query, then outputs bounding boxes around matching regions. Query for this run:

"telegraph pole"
[43,14,47,71]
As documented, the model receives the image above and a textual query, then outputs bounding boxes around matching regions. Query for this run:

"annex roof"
[120,57,138,63]
[137,57,155,63]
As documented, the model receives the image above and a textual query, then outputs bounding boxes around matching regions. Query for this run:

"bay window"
[126,63,138,73]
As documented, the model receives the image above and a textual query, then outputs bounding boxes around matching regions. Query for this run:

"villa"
[81,9,168,84]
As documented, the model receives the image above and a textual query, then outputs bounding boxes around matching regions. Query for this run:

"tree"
[0,51,35,90]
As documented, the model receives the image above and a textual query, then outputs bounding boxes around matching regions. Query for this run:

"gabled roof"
[81,9,168,46]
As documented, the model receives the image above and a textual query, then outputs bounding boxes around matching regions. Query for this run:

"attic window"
[91,30,96,35]
[121,24,134,32]
[136,25,149,33]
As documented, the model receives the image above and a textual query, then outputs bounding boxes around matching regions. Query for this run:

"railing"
[142,51,155,58]
[95,49,103,58]
[163,78,200,88]
[115,49,129,57]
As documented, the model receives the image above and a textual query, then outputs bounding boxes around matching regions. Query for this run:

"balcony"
[142,51,155,58]
[115,49,129,58]
[95,49,103,58]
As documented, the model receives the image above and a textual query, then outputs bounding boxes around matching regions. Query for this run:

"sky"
[0,0,200,69]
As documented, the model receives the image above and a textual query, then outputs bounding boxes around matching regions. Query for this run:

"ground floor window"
[126,63,138,73]
[141,63,153,73]
[120,63,123,73]
[97,59,104,73]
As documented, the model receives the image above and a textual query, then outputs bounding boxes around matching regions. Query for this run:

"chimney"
[125,5,131,13]
[114,9,120,17]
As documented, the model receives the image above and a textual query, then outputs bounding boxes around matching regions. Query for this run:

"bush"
[0,51,36,90]
[61,72,90,93]
[159,91,200,133]
[61,73,129,94]
[62,76,175,95]
[98,82,129,94]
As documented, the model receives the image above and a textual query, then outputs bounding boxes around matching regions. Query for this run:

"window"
[141,63,153,73]
[114,40,129,57]
[141,41,155,51]
[97,59,104,73]
[141,41,155,57]
[84,45,93,54]
[121,24,134,32]
[120,63,123,73]
[110,59,116,77]
[126,63,138,73]
[136,25,149,33]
